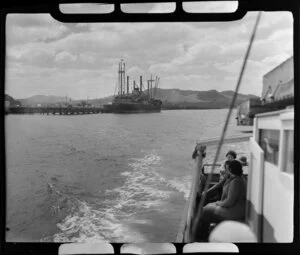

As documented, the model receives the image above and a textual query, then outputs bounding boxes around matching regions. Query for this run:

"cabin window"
[258,129,280,165]
[282,130,294,174]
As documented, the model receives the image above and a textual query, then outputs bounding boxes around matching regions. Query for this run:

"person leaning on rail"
[193,160,247,241]
[200,150,237,204]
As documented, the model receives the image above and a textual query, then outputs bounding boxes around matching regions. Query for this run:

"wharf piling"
[7,106,103,115]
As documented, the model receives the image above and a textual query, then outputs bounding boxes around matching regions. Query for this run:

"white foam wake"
[166,176,192,200]
[42,183,148,243]
[43,151,192,243]
[105,152,172,214]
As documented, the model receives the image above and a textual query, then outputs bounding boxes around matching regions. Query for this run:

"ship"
[236,56,294,126]
[102,60,162,113]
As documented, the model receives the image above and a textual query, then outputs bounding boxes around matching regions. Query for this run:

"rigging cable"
[191,11,262,240]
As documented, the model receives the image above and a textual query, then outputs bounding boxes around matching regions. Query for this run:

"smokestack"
[147,80,150,99]
[118,63,120,95]
[127,76,129,94]
[140,76,143,92]
[119,62,121,95]
[123,62,126,95]
[150,75,152,99]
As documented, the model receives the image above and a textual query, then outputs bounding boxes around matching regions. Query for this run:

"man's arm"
[217,179,241,208]
[204,178,226,196]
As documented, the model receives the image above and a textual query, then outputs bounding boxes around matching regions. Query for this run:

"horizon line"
[6,88,261,101]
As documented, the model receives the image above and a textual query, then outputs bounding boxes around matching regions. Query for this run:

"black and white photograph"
[3,1,295,246]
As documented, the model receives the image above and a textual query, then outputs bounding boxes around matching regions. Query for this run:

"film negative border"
[1,1,299,255]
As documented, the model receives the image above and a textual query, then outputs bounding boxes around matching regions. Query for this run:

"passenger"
[225,150,237,161]
[201,160,231,205]
[193,160,247,241]
[237,156,248,166]
[201,150,237,203]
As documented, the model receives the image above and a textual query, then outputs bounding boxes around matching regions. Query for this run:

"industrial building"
[236,56,294,125]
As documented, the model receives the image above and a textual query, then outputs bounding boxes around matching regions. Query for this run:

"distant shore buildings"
[236,56,294,125]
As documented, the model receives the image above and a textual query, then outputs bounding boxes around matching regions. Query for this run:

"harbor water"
[5,109,251,242]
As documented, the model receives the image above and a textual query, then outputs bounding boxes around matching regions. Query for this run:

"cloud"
[5,11,293,99]
[262,54,292,69]
[127,66,146,77]
[55,51,77,63]
[148,2,176,13]
[59,3,114,14]
[79,53,96,64]
[182,1,238,13]
[120,2,175,13]
[6,14,68,45]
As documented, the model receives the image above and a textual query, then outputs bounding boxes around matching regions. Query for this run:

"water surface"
[5,109,251,242]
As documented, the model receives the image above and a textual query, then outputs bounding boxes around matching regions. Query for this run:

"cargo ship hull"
[102,102,161,113]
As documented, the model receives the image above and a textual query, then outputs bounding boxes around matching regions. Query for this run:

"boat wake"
[41,151,192,243]
[42,181,147,242]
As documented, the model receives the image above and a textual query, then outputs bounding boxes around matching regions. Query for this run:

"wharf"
[6,106,103,115]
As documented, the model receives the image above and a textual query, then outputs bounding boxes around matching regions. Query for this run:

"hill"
[17,95,68,106]
[221,90,259,101]
[153,88,259,109]
[13,89,259,109]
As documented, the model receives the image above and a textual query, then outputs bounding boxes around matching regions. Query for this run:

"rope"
[192,11,262,239]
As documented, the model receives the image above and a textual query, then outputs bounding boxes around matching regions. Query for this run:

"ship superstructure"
[103,60,162,113]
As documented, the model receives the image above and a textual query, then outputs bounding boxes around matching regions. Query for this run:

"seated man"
[200,150,237,204]
[193,160,247,241]
[205,155,248,201]
[202,160,230,205]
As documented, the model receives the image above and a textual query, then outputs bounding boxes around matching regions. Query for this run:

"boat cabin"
[246,106,294,242]
[204,107,294,243]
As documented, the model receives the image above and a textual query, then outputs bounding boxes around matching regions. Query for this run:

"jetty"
[7,106,102,115]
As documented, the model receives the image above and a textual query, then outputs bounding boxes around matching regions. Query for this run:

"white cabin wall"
[262,162,293,242]
[254,109,294,242]
[247,138,264,241]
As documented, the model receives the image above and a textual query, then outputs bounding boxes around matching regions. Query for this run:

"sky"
[5,2,293,100]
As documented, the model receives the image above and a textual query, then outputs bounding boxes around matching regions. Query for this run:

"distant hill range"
[16,95,72,106]
[154,89,259,109]
[8,89,259,109]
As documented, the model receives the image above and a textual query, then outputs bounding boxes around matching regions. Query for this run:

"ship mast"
[118,62,121,95]
[123,61,125,95]
[140,76,143,92]
[154,76,159,98]
[149,74,155,100]
[118,59,125,96]
[147,80,150,100]
[127,75,129,95]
